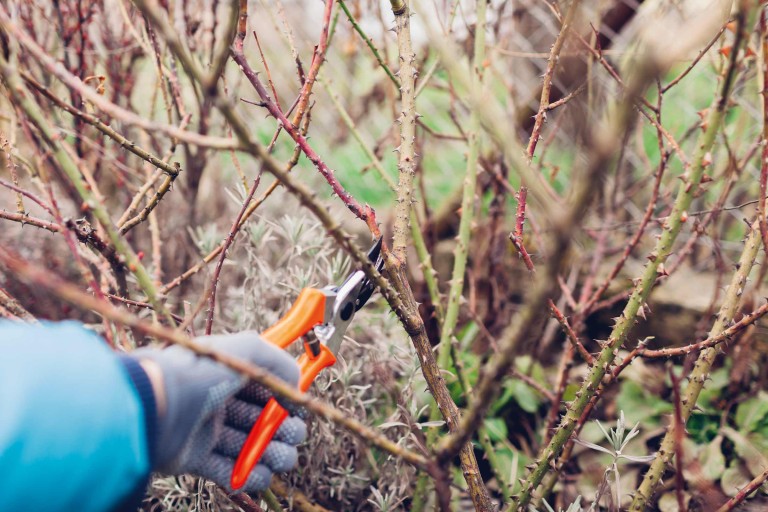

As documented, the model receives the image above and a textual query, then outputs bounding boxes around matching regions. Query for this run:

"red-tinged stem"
[231,51,377,232]
[715,467,768,512]
[510,186,535,272]
[205,178,260,335]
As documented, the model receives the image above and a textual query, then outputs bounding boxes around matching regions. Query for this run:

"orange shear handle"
[230,289,337,490]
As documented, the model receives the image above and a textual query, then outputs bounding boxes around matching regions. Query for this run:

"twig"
[759,11,768,254]
[549,300,593,364]
[544,83,586,111]
[292,0,334,128]
[229,492,265,512]
[0,284,35,321]
[662,21,730,93]
[669,366,688,512]
[270,476,331,512]
[526,0,581,160]
[23,74,181,180]
[0,10,236,150]
[253,32,280,108]
[639,301,768,358]
[509,187,535,272]
[204,179,259,335]
[231,52,377,230]
[0,134,24,213]
[0,47,171,324]
[714,466,768,512]
[260,489,285,512]
[0,177,54,216]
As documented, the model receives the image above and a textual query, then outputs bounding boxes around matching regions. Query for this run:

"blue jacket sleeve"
[0,321,156,512]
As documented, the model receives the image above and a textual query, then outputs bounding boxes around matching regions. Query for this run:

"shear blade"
[354,237,384,311]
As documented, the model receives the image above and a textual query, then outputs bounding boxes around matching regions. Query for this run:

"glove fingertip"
[263,442,299,473]
[277,416,307,445]
[243,464,274,493]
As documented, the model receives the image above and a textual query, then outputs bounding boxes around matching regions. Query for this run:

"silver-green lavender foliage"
[149,193,426,510]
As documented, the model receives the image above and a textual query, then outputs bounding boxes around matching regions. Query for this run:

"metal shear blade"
[315,238,383,355]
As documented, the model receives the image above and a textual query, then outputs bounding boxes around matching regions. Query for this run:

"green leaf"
[510,380,540,413]
[687,412,722,443]
[489,383,516,416]
[615,380,672,426]
[494,445,530,495]
[484,418,508,442]
[735,391,768,433]
[562,383,579,402]
[697,368,730,411]
[489,379,542,415]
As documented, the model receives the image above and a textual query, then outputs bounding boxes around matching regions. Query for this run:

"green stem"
[437,0,487,369]
[512,4,755,508]
[631,222,762,510]
[261,488,286,512]
[337,0,400,87]
[420,2,494,505]
[319,77,396,190]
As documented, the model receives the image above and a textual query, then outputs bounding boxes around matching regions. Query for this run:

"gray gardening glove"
[131,331,307,493]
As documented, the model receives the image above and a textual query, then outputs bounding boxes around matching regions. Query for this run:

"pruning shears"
[231,238,384,490]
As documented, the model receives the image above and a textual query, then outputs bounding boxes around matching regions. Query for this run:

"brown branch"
[639,301,768,358]
[293,0,333,125]
[0,177,55,216]
[549,300,593,364]
[0,246,436,474]
[390,0,418,264]
[662,21,730,93]
[0,134,24,213]
[669,366,688,512]
[759,11,768,254]
[270,476,332,512]
[0,284,35,321]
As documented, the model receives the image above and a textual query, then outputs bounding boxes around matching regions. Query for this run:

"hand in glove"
[131,332,306,492]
